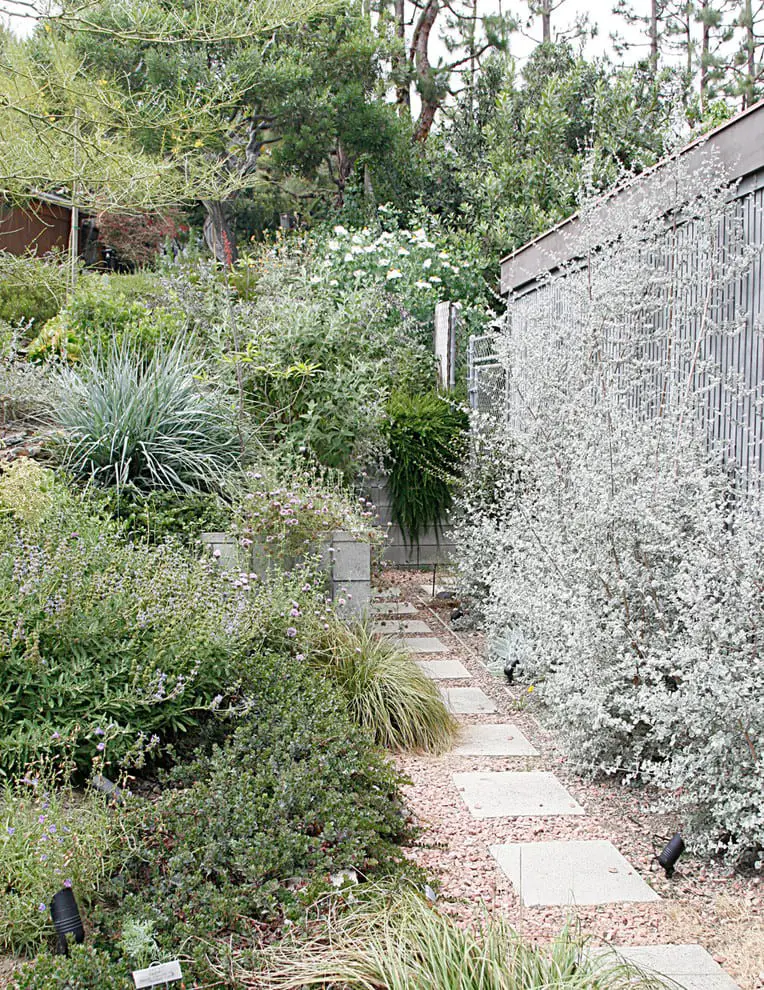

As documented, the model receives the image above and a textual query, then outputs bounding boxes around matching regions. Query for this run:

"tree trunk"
[744,0,755,109]
[700,0,710,113]
[650,0,659,70]
[541,0,551,43]
[394,0,410,113]
[202,200,238,267]
[411,0,441,143]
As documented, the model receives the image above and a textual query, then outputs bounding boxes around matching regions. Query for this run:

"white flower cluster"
[455,154,764,862]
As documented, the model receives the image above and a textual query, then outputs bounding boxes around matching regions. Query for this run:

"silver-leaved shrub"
[455,150,763,862]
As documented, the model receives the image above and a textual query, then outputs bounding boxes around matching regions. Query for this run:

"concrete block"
[490,840,660,906]
[613,945,741,990]
[373,619,432,635]
[417,658,471,680]
[454,771,585,818]
[371,601,417,615]
[451,723,539,756]
[397,637,448,654]
[440,687,497,714]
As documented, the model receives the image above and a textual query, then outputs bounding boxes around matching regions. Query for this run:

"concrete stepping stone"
[374,619,432,635]
[373,587,400,599]
[371,601,418,616]
[419,583,456,597]
[451,723,539,756]
[490,839,659,906]
[440,687,497,713]
[455,771,584,818]
[417,658,471,680]
[613,945,741,990]
[397,636,448,654]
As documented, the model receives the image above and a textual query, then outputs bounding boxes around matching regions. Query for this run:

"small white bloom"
[415,280,431,289]
[329,279,339,286]
[343,252,353,262]
[353,269,364,278]
[428,275,442,283]
[327,240,340,251]
[422,258,432,269]
[387,269,403,280]
[333,225,348,236]
[398,247,410,256]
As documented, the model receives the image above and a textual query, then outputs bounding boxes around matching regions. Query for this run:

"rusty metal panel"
[0,199,71,256]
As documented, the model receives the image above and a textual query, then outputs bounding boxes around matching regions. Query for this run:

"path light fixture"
[658,833,685,878]
[504,659,519,684]
[50,887,84,954]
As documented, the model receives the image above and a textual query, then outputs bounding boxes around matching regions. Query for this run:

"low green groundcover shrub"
[0,252,68,330]
[106,652,415,956]
[12,944,131,990]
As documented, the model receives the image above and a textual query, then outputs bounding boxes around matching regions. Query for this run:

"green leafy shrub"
[308,619,458,754]
[384,391,468,546]
[100,487,229,544]
[12,944,130,990]
[260,888,670,989]
[1,777,121,954]
[0,252,68,329]
[232,250,434,476]
[27,284,186,363]
[56,341,240,493]
[113,653,415,945]
[0,473,245,776]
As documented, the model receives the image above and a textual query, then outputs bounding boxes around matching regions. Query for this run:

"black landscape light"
[657,833,685,878]
[50,887,84,954]
[504,659,519,684]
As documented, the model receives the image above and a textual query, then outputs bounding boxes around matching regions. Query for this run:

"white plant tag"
[132,960,183,988]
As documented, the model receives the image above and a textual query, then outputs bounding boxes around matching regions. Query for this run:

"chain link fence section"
[468,332,506,415]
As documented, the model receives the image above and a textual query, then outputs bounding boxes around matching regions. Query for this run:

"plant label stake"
[132,960,183,988]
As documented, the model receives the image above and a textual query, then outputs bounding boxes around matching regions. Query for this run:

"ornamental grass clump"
[56,340,239,493]
[259,887,670,989]
[308,620,458,754]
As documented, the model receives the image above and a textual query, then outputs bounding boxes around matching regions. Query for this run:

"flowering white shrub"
[455,152,764,862]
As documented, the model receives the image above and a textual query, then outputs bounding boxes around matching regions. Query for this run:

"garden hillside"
[2,0,764,985]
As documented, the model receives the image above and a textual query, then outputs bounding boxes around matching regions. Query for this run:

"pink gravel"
[380,569,764,990]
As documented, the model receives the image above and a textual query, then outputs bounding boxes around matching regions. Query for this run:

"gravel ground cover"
[379,568,764,990]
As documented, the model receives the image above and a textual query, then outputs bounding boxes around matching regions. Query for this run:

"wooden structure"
[0,193,101,263]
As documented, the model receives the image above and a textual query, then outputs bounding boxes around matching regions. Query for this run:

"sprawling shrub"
[384,391,468,546]
[112,653,414,948]
[0,252,68,329]
[231,249,435,476]
[56,341,240,493]
[455,154,764,861]
[0,466,245,775]
[27,281,186,362]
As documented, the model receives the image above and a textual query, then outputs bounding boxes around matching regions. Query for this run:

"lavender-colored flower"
[94,727,105,736]
[51,732,60,741]
[96,742,105,751]
[64,879,72,888]
[38,903,47,913]
[48,824,57,834]
[286,627,297,638]
[38,815,45,824]
[6,827,14,836]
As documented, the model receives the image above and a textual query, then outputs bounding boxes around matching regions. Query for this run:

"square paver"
[451,723,539,756]
[614,945,741,990]
[455,771,584,819]
[371,601,418,616]
[374,619,432,635]
[397,636,448,654]
[440,687,497,714]
[373,587,400,599]
[417,658,471,680]
[490,839,659,905]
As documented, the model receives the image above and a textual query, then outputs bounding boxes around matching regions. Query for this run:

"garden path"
[372,576,754,990]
